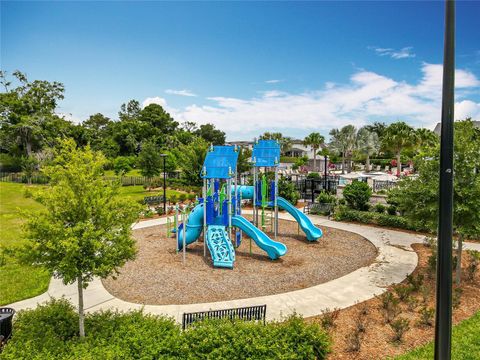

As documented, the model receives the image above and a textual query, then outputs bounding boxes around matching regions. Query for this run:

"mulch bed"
[308,243,480,360]
[103,218,377,305]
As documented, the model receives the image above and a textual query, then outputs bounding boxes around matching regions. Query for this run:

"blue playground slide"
[206,225,235,268]
[234,185,322,241]
[177,203,204,250]
[231,215,287,260]
[276,197,323,241]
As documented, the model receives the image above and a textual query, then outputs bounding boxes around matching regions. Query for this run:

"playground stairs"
[206,225,235,268]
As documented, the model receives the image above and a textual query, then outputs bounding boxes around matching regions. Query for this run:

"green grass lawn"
[395,311,480,360]
[104,169,142,177]
[0,182,50,305]
[0,182,185,305]
[118,185,184,203]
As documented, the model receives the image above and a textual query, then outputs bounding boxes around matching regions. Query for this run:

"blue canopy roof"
[201,145,239,179]
[252,140,281,167]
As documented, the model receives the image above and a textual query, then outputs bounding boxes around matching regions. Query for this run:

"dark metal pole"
[163,156,167,215]
[434,1,455,359]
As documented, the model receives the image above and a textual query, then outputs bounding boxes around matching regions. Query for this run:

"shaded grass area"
[395,311,480,360]
[118,185,184,203]
[0,182,50,305]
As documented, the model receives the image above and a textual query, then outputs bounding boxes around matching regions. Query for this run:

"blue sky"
[2,1,479,140]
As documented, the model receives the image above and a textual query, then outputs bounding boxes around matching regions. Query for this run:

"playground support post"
[253,165,257,227]
[182,212,186,265]
[435,1,455,359]
[175,206,179,252]
[228,177,232,240]
[203,177,207,257]
[274,166,278,240]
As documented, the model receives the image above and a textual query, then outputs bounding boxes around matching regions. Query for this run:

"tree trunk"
[455,235,463,286]
[366,154,370,173]
[77,276,85,338]
[396,151,401,176]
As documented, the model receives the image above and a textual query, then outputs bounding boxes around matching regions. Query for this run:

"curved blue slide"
[177,203,204,250]
[231,215,287,260]
[234,185,322,241]
[276,197,323,241]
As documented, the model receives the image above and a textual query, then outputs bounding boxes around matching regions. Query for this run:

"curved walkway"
[7,212,479,322]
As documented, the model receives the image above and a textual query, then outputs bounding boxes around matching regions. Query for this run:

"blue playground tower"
[176,141,322,269]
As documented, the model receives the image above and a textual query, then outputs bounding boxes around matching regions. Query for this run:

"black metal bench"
[304,202,334,215]
[182,305,267,330]
[143,196,165,205]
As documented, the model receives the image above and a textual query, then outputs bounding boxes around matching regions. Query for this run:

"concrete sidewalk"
[7,211,470,323]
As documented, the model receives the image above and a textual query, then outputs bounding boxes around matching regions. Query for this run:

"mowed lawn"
[0,182,50,305]
[0,182,186,305]
[395,311,480,360]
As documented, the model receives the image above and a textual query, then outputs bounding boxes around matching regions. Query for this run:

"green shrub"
[169,194,178,204]
[2,300,331,360]
[390,318,410,343]
[316,191,337,205]
[374,203,386,213]
[387,205,397,215]
[278,176,300,205]
[418,307,435,327]
[178,193,187,203]
[113,156,133,175]
[307,172,320,179]
[342,181,372,210]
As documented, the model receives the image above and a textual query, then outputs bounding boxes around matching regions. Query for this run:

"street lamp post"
[160,154,167,215]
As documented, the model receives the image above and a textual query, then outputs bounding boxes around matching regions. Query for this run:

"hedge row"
[1,298,331,360]
[332,206,429,232]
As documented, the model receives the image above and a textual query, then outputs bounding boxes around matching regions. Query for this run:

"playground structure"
[174,140,323,269]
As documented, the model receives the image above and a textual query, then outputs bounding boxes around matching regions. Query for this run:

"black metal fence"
[182,305,267,330]
[372,180,397,192]
[294,176,339,201]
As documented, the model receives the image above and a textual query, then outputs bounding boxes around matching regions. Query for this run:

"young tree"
[389,119,480,284]
[20,139,140,337]
[356,127,380,172]
[303,132,325,172]
[138,141,162,188]
[20,155,38,185]
[329,125,357,174]
[381,122,417,176]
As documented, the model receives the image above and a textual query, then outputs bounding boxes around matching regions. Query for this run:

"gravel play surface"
[103,218,378,305]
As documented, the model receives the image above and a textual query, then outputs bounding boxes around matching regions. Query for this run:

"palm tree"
[415,128,439,150]
[381,122,417,176]
[303,132,325,171]
[329,125,357,174]
[356,127,380,172]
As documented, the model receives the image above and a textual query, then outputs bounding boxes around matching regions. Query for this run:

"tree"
[388,119,480,285]
[415,128,439,150]
[237,146,252,175]
[138,103,178,136]
[138,141,162,188]
[381,122,417,176]
[329,125,357,174]
[356,127,380,172]
[20,139,140,337]
[118,100,141,122]
[195,123,226,145]
[0,70,65,156]
[365,121,387,138]
[303,132,325,172]
[20,155,38,185]
[173,137,209,185]
[259,132,292,155]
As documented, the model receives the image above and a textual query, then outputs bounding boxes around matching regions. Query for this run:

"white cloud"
[265,79,283,84]
[370,46,416,59]
[143,63,479,140]
[142,97,167,108]
[57,112,82,124]
[165,89,197,97]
